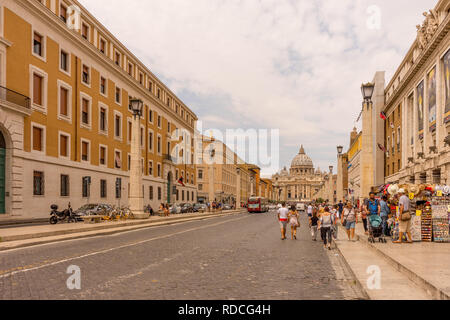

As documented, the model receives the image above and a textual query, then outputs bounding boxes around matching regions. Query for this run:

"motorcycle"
[50,203,77,225]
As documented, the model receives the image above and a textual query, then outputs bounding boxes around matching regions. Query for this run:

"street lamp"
[236,167,241,209]
[337,146,344,155]
[361,82,375,102]
[129,98,143,118]
[128,98,147,219]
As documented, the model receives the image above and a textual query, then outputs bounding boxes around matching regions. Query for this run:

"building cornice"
[384,10,450,112]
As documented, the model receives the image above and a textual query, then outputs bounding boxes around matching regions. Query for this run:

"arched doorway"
[0,131,6,214]
[167,172,173,204]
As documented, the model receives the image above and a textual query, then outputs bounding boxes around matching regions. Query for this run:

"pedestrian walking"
[288,205,300,240]
[307,203,313,217]
[277,202,289,240]
[394,189,413,244]
[319,207,334,250]
[309,212,319,241]
[380,195,390,237]
[342,202,357,241]
[331,205,339,240]
[361,199,369,235]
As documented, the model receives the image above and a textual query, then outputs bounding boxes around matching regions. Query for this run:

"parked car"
[181,203,194,213]
[222,204,233,211]
[193,203,207,212]
[169,204,182,214]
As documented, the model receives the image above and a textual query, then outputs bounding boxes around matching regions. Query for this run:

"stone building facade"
[0,0,198,218]
[384,0,450,185]
[272,146,326,202]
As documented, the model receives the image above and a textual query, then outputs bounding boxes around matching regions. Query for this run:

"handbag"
[342,219,347,228]
[400,211,411,221]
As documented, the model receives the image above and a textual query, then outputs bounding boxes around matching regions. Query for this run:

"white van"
[296,203,306,212]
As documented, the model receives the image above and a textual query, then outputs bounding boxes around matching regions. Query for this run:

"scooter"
[49,203,77,225]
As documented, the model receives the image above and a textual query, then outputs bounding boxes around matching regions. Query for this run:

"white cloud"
[80,0,436,175]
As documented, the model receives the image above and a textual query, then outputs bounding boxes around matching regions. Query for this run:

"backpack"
[368,199,379,215]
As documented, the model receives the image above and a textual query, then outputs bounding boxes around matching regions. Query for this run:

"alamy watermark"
[366,5,381,30]
[66,265,81,290]
[167,121,280,172]
[366,265,381,290]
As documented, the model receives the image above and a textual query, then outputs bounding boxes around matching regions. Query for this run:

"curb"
[355,232,450,300]
[0,210,246,250]
[331,232,371,300]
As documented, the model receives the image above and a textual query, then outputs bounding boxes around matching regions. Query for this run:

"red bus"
[248,197,269,213]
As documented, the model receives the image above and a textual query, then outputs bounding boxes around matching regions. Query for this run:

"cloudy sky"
[80,0,436,176]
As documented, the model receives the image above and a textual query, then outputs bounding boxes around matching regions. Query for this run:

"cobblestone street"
[0,212,364,300]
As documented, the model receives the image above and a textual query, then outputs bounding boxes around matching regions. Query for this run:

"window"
[60,174,69,197]
[116,178,122,199]
[82,177,91,198]
[139,73,144,85]
[114,113,122,139]
[99,146,107,166]
[149,186,154,200]
[148,131,154,151]
[115,51,121,66]
[115,151,122,169]
[157,136,161,154]
[128,63,133,76]
[59,133,69,158]
[32,125,43,152]
[81,140,90,162]
[99,38,106,54]
[128,154,131,171]
[149,110,153,123]
[100,179,107,198]
[149,81,153,93]
[157,88,161,99]
[33,32,43,56]
[82,65,90,85]
[157,187,162,201]
[157,163,161,177]
[81,23,89,40]
[81,98,90,125]
[100,77,107,95]
[198,184,203,191]
[182,190,185,201]
[168,122,171,133]
[167,97,170,107]
[60,4,67,22]
[148,161,153,176]
[187,191,190,201]
[33,73,43,106]
[33,171,44,196]
[115,87,121,104]
[128,120,132,143]
[99,106,107,132]
[59,86,69,117]
[140,127,144,147]
[60,50,69,72]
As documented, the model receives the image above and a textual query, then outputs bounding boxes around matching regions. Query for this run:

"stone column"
[129,115,147,219]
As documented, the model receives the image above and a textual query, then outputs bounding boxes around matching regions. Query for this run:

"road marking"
[0,215,249,279]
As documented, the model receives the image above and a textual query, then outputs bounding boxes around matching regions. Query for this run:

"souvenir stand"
[380,183,450,243]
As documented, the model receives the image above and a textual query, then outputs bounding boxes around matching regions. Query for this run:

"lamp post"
[128,98,148,219]
[360,82,375,205]
[236,167,241,209]
[208,145,215,206]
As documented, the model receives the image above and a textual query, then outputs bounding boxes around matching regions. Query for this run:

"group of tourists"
[276,188,412,249]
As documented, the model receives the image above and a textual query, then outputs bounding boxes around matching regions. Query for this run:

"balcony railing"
[0,86,31,109]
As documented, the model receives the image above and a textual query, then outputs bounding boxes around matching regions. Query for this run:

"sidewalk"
[0,209,245,251]
[335,221,450,300]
